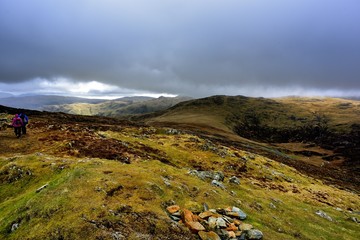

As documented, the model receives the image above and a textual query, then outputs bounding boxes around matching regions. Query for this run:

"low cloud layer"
[0,0,359,98]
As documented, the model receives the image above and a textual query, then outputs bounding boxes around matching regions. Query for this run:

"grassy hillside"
[0,108,359,239]
[144,95,360,192]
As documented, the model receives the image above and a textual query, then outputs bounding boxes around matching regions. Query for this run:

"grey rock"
[203,202,209,211]
[36,183,49,193]
[247,229,263,239]
[350,217,360,223]
[229,176,240,185]
[216,217,227,228]
[211,180,225,189]
[11,223,20,232]
[208,217,217,229]
[232,207,247,220]
[112,232,125,240]
[269,203,277,209]
[315,210,333,222]
[190,170,225,182]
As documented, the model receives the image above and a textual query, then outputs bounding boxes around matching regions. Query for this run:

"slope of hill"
[142,95,360,191]
[0,106,359,239]
[43,96,192,116]
[0,95,105,110]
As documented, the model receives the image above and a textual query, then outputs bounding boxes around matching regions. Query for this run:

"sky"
[0,0,360,99]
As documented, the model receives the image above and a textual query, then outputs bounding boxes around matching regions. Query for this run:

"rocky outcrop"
[166,205,263,240]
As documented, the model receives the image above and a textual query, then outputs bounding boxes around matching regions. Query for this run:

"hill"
[141,95,360,191]
[43,96,192,116]
[0,100,359,239]
[0,95,105,110]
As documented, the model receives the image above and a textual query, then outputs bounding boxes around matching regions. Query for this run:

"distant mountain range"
[0,92,14,98]
[0,95,105,110]
[42,96,192,116]
[0,94,192,116]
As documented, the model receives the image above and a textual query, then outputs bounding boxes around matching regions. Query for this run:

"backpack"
[15,118,22,126]
[19,114,28,124]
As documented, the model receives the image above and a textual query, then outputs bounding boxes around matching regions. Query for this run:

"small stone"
[350,217,359,223]
[315,210,332,222]
[36,184,49,193]
[166,205,181,214]
[229,176,240,185]
[170,215,181,221]
[198,231,221,240]
[269,203,277,209]
[203,202,209,211]
[239,223,253,231]
[216,217,227,228]
[226,223,238,231]
[11,223,20,232]
[211,180,226,189]
[247,229,263,239]
[228,231,236,238]
[233,219,242,226]
[186,221,206,233]
[199,211,215,219]
[182,209,195,223]
[228,206,247,220]
[208,217,217,229]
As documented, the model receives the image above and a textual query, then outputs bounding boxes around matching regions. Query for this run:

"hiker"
[11,114,23,138]
[18,112,29,134]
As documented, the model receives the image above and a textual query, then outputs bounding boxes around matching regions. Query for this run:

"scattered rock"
[11,223,20,232]
[350,217,360,223]
[167,205,259,239]
[36,183,49,193]
[211,180,225,189]
[269,203,277,209]
[315,210,333,222]
[229,176,240,185]
[189,170,225,182]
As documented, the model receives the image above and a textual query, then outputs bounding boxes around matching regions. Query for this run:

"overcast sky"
[1,0,360,99]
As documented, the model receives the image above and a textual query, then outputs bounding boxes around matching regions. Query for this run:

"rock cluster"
[166,205,263,240]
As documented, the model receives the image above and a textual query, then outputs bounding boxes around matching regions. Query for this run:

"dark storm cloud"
[0,0,360,97]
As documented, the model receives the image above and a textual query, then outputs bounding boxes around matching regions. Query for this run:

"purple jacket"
[11,115,23,128]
